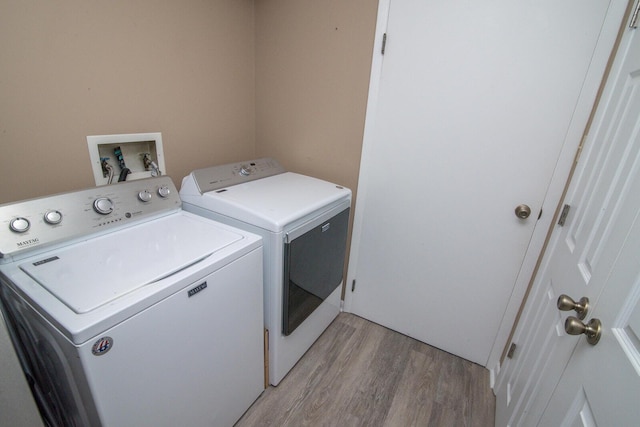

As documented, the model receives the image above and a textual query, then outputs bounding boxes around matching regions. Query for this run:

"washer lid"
[196,172,351,232]
[19,213,243,314]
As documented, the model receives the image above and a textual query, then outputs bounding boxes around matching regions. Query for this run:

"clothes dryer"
[180,158,351,385]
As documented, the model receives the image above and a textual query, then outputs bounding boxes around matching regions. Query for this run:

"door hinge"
[575,133,587,164]
[351,279,356,292]
[630,0,640,29]
[381,33,387,55]
[507,343,517,359]
[264,328,269,388]
[558,204,571,226]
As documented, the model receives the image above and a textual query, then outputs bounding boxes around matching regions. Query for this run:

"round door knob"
[557,294,589,320]
[564,316,602,345]
[515,204,532,219]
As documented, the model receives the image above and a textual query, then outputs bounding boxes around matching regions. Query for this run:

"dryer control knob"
[44,210,63,225]
[93,197,114,215]
[239,165,252,176]
[157,185,171,198]
[9,217,30,233]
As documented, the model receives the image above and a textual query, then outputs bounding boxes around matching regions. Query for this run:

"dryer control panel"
[190,158,286,193]
[0,176,181,259]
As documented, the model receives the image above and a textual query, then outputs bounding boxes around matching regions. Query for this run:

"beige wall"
[0,0,255,204]
[255,0,377,196]
[0,1,377,206]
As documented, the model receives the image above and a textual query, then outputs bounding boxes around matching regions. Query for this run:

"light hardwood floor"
[236,313,495,427]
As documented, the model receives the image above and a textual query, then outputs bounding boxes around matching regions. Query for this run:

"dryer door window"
[283,207,349,336]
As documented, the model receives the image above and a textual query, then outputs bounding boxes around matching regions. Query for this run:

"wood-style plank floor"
[235,313,495,427]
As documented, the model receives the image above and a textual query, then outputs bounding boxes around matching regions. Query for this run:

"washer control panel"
[190,157,286,194]
[0,176,181,258]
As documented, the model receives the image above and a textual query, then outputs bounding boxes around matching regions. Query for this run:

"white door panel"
[346,0,624,366]
[540,34,640,421]
[495,13,640,426]
[540,212,640,426]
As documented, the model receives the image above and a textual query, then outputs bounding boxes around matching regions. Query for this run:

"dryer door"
[283,207,349,336]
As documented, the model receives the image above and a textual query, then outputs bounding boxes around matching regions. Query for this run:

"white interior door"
[345,0,625,366]
[540,199,640,426]
[524,14,640,426]
[495,11,640,426]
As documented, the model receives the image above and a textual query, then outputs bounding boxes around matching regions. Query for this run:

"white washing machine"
[0,177,264,427]
[180,158,351,385]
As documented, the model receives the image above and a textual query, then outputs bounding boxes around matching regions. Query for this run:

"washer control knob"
[93,197,114,215]
[157,185,171,198]
[138,190,152,202]
[239,165,252,176]
[9,217,30,233]
[44,210,63,225]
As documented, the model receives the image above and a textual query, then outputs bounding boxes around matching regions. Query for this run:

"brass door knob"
[515,204,532,219]
[564,316,602,345]
[557,294,589,320]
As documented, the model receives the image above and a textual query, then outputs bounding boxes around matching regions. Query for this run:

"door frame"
[343,0,629,379]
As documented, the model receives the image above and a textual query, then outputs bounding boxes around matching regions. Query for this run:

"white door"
[540,199,640,426]
[495,10,640,426]
[345,0,626,366]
